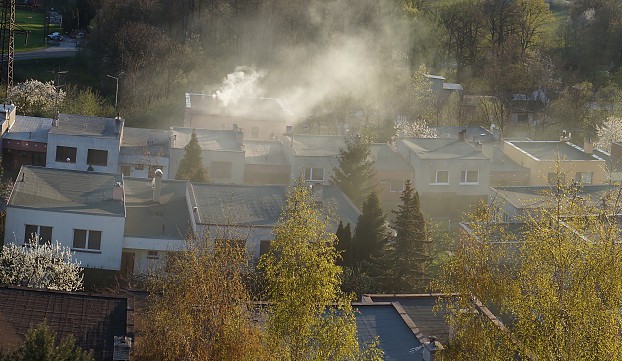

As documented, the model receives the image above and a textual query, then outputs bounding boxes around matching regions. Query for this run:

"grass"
[14,55,101,89]
[15,8,61,52]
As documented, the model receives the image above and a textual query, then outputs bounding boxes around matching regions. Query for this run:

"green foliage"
[62,86,115,118]
[385,180,430,292]
[436,184,622,359]
[335,221,353,267]
[0,322,94,361]
[351,192,388,267]
[259,182,376,360]
[175,131,209,182]
[331,135,376,207]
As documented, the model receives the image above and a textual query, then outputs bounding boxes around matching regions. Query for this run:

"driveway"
[15,38,79,60]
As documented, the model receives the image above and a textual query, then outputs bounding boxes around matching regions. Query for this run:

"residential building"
[370,143,414,211]
[396,138,490,219]
[243,140,291,185]
[184,93,293,140]
[169,126,245,183]
[46,114,123,174]
[0,286,128,361]
[119,127,170,178]
[282,133,345,184]
[501,140,607,186]
[2,115,51,174]
[0,103,16,135]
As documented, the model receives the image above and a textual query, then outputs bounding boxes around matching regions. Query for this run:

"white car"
[47,32,63,41]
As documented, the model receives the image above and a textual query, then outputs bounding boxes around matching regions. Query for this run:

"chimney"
[584,139,593,154]
[234,125,243,147]
[423,336,443,361]
[112,181,124,201]
[152,168,163,203]
[285,125,294,147]
[232,123,238,132]
[114,117,122,135]
[458,129,466,142]
[560,130,571,142]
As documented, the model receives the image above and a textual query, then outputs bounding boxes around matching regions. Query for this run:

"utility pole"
[106,74,119,117]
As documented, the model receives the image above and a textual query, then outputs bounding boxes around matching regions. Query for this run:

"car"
[47,32,63,41]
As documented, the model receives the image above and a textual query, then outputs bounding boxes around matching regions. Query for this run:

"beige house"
[501,140,607,186]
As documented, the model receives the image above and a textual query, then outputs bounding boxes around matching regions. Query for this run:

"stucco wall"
[5,207,125,270]
[46,133,120,173]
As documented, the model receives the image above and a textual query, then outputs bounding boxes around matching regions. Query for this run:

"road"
[15,38,79,61]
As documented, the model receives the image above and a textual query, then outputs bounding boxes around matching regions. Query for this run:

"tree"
[386,180,430,292]
[335,221,352,267]
[61,86,115,117]
[351,192,388,267]
[175,130,209,182]
[0,322,94,361]
[595,116,622,151]
[138,238,265,360]
[0,238,83,291]
[259,183,378,360]
[435,185,622,359]
[331,134,376,207]
[9,80,65,117]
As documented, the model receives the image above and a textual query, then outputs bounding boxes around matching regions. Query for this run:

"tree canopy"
[331,135,376,207]
[175,130,209,182]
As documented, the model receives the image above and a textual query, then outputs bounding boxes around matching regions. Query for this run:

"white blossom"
[595,116,622,152]
[390,118,438,148]
[0,237,83,291]
[9,79,65,116]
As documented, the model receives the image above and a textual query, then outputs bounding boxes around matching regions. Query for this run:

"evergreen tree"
[388,180,430,292]
[335,221,352,267]
[175,130,209,182]
[351,192,388,267]
[331,134,376,207]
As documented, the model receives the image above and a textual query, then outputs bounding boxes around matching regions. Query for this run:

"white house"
[119,127,170,178]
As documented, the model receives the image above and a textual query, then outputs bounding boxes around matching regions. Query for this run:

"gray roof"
[244,140,289,165]
[3,116,52,142]
[186,93,293,121]
[401,138,488,160]
[425,74,445,80]
[484,144,528,172]
[370,143,412,171]
[123,178,191,239]
[188,183,359,228]
[9,166,125,216]
[48,114,122,138]
[443,83,463,91]
[287,134,346,157]
[354,304,422,360]
[171,127,243,151]
[432,126,496,144]
[120,127,170,157]
[492,185,618,210]
[507,141,602,161]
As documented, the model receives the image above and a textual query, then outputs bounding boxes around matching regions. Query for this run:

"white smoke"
[211,66,265,107]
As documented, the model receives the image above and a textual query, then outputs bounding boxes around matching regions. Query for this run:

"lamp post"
[106,74,119,117]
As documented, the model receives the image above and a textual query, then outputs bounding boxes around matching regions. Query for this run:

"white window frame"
[459,170,479,185]
[304,167,325,182]
[72,229,102,253]
[147,250,160,260]
[431,170,449,185]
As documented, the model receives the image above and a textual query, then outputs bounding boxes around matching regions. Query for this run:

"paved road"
[15,38,79,60]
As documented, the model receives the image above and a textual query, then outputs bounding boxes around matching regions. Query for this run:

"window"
[251,127,260,138]
[72,229,102,251]
[389,180,405,192]
[121,165,131,176]
[304,167,325,182]
[24,224,52,244]
[548,172,566,185]
[87,149,108,166]
[147,250,160,259]
[55,146,77,163]
[211,161,232,179]
[460,170,479,184]
[432,170,449,184]
[135,164,144,170]
[575,172,593,185]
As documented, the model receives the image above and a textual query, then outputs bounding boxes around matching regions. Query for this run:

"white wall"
[5,207,125,270]
[46,133,120,173]
[118,153,170,178]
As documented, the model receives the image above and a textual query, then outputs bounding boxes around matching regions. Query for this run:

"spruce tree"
[351,191,388,267]
[331,134,376,207]
[388,180,430,292]
[335,221,352,267]
[175,130,209,182]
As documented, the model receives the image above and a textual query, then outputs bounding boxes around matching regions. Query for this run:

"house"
[0,286,128,361]
[169,126,245,183]
[370,143,414,211]
[2,115,51,174]
[282,133,345,184]
[0,103,16,135]
[501,140,607,186]
[5,166,126,270]
[243,140,291,185]
[396,138,490,219]
[184,93,293,140]
[46,114,123,174]
[118,127,170,178]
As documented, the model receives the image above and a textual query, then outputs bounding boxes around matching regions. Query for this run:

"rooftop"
[120,127,170,157]
[401,138,488,160]
[442,83,463,91]
[286,134,346,157]
[188,183,359,228]
[185,93,293,121]
[0,286,127,361]
[49,114,122,139]
[123,178,191,240]
[484,144,528,172]
[8,166,125,216]
[491,184,619,210]
[244,140,289,166]
[370,143,412,171]
[432,126,497,144]
[171,127,243,151]
[507,141,602,161]
[3,115,52,142]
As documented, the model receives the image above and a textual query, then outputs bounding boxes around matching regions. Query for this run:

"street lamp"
[106,74,119,117]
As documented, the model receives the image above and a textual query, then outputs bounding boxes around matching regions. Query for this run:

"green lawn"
[15,9,61,52]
